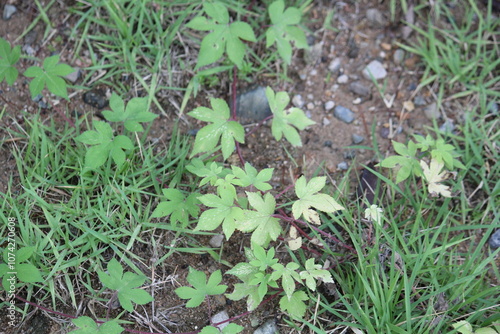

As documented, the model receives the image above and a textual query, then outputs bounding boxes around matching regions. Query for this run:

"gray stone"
[64,68,80,83]
[488,101,498,115]
[323,117,331,126]
[393,49,405,65]
[362,60,387,80]
[323,140,333,147]
[236,86,271,124]
[439,119,455,133]
[424,102,440,120]
[324,101,335,111]
[306,102,314,110]
[209,234,224,248]
[24,30,38,45]
[304,42,323,65]
[292,94,305,108]
[343,150,356,159]
[254,319,279,334]
[352,134,364,144]
[349,81,371,96]
[366,8,385,27]
[333,105,355,123]
[337,161,348,170]
[211,310,229,331]
[328,57,342,74]
[3,5,17,20]
[489,229,500,248]
[337,74,349,84]
[414,96,426,106]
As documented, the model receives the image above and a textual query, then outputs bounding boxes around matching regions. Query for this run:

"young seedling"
[97,258,153,312]
[69,316,123,334]
[0,246,43,290]
[24,54,75,100]
[175,267,227,307]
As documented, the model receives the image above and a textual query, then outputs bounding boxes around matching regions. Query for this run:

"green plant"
[68,316,124,334]
[226,244,333,319]
[0,37,21,85]
[0,246,43,291]
[186,2,256,69]
[97,258,153,312]
[452,321,500,334]
[75,93,157,170]
[24,54,75,100]
[175,267,227,307]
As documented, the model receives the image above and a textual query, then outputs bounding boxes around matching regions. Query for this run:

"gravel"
[333,105,355,123]
[352,134,365,144]
[366,8,386,27]
[393,49,405,65]
[209,234,224,248]
[254,319,279,334]
[489,229,500,248]
[424,102,440,120]
[292,94,305,108]
[328,57,342,74]
[3,5,17,20]
[236,86,271,123]
[211,310,229,331]
[337,74,349,84]
[349,81,371,96]
[324,101,335,111]
[337,161,348,170]
[362,60,387,80]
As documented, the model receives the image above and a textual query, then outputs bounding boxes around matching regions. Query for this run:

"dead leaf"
[420,159,452,197]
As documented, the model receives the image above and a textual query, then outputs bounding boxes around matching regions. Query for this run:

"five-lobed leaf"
[102,93,158,132]
[151,188,200,227]
[70,316,124,334]
[97,258,153,312]
[279,290,308,319]
[420,158,452,197]
[24,54,74,99]
[175,267,227,307]
[265,0,308,64]
[231,163,274,191]
[187,2,256,69]
[266,87,315,146]
[0,38,21,85]
[237,192,281,247]
[189,98,245,160]
[75,121,134,170]
[292,176,344,221]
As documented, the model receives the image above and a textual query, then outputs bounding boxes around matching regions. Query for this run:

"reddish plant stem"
[231,65,245,167]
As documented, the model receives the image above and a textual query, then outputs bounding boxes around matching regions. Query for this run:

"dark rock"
[380,127,390,139]
[24,30,38,45]
[333,105,355,123]
[343,150,356,159]
[347,37,359,59]
[324,140,333,148]
[235,86,271,124]
[489,229,500,248]
[349,81,371,97]
[82,89,108,109]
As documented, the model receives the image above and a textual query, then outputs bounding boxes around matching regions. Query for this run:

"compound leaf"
[175,268,227,307]
[24,54,74,99]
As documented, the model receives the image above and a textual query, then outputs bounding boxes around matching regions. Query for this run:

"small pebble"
[362,60,387,80]
[366,8,385,27]
[343,150,356,159]
[323,118,331,126]
[211,310,229,331]
[414,96,426,106]
[324,140,333,147]
[209,234,224,248]
[488,101,498,115]
[439,119,455,133]
[24,30,38,46]
[337,74,349,84]
[424,102,440,120]
[309,69,318,76]
[380,127,390,139]
[349,81,371,96]
[328,57,342,74]
[64,68,80,83]
[187,129,199,136]
[393,49,405,65]
[352,97,362,105]
[254,319,279,334]
[333,105,355,123]
[82,89,109,109]
[324,101,335,111]
[3,4,17,20]
[352,134,364,144]
[307,94,314,100]
[292,94,305,108]
[306,102,314,110]
[489,230,500,248]
[337,161,348,170]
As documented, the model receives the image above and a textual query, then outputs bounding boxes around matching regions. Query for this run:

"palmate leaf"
[0,37,20,85]
[279,291,308,319]
[75,121,134,170]
[175,268,227,307]
[292,176,344,221]
[266,87,315,147]
[188,98,245,160]
[265,0,308,64]
[102,93,157,132]
[187,2,256,69]
[231,162,274,191]
[97,258,153,312]
[195,181,243,239]
[236,192,281,247]
[151,188,200,227]
[24,54,74,99]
